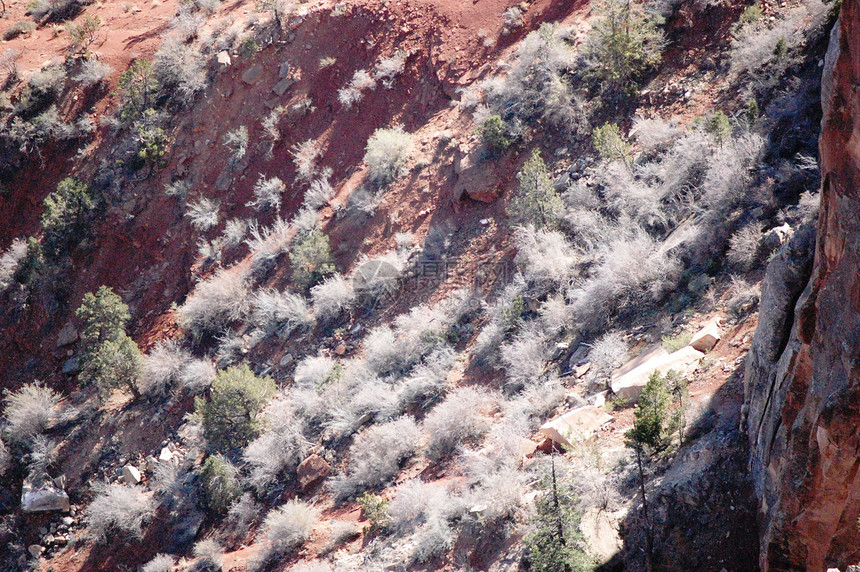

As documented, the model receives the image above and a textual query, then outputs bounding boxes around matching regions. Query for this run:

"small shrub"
[661,331,692,353]
[476,115,511,153]
[243,398,310,493]
[0,238,28,290]
[4,20,36,40]
[76,285,130,351]
[191,538,224,571]
[499,324,549,391]
[587,332,628,380]
[736,1,762,29]
[508,150,563,229]
[364,126,411,187]
[727,223,763,270]
[179,358,217,394]
[424,387,497,459]
[513,225,576,289]
[310,273,355,319]
[261,500,320,556]
[194,364,276,451]
[291,138,322,181]
[592,122,631,163]
[303,175,334,210]
[132,108,168,167]
[79,332,143,400]
[117,58,158,122]
[249,289,314,337]
[74,58,113,87]
[582,0,665,92]
[373,52,406,87]
[152,38,208,104]
[41,177,96,259]
[294,356,337,388]
[704,110,733,145]
[337,69,376,109]
[290,230,335,290]
[179,268,249,336]
[223,126,249,165]
[185,197,220,231]
[226,493,260,539]
[141,339,189,398]
[86,482,155,543]
[331,416,421,499]
[247,176,285,212]
[142,554,175,572]
[199,454,241,513]
[357,492,390,531]
[2,383,61,445]
[221,218,248,249]
[66,15,100,55]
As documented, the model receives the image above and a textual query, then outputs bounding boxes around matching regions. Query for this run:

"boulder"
[216,51,231,72]
[28,545,44,558]
[539,405,614,448]
[452,144,503,203]
[580,507,623,564]
[62,357,80,375]
[56,323,78,347]
[122,464,142,485]
[611,346,704,402]
[689,320,721,352]
[21,474,70,513]
[272,77,295,96]
[516,438,538,457]
[241,63,264,85]
[158,447,173,462]
[297,454,331,490]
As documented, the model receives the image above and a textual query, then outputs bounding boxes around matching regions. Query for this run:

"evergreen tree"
[508,150,563,229]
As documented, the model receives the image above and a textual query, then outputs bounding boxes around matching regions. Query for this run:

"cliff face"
[745,3,860,569]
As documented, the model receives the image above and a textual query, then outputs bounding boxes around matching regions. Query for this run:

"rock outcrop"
[744,3,860,568]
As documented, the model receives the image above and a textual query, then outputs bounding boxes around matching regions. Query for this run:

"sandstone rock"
[61,517,73,527]
[611,346,703,402]
[278,61,291,78]
[158,447,173,462]
[279,353,294,367]
[56,322,78,347]
[580,507,623,564]
[122,464,142,485]
[241,63,264,85]
[575,362,592,378]
[297,454,331,489]
[516,438,538,457]
[452,144,502,203]
[689,321,721,352]
[539,405,614,448]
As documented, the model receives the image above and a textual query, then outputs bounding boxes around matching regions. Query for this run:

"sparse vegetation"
[2,383,61,445]
[592,122,631,163]
[290,230,336,290]
[199,454,241,513]
[508,150,563,229]
[86,482,155,543]
[476,115,511,154]
[41,177,96,259]
[259,500,320,557]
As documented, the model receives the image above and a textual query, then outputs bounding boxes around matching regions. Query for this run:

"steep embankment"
[745,2,860,568]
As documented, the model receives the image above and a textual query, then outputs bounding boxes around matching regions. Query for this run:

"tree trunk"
[636,445,654,572]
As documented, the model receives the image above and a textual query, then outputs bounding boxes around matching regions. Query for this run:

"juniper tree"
[508,150,563,229]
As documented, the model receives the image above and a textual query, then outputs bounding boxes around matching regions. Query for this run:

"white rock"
[539,405,614,448]
[158,447,173,462]
[122,465,142,485]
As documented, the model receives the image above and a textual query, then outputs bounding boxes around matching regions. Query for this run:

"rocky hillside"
[0,0,840,568]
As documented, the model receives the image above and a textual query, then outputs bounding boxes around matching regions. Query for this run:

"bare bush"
[261,500,320,555]
[727,223,763,270]
[479,23,583,138]
[3,383,61,445]
[224,126,249,165]
[630,116,681,154]
[325,377,399,438]
[499,324,549,391]
[0,238,27,290]
[587,332,628,381]
[294,356,337,388]
[292,138,323,182]
[364,126,412,187]
[249,289,314,337]
[141,339,189,398]
[153,37,207,104]
[191,538,224,571]
[142,554,175,572]
[179,358,217,394]
[74,58,114,87]
[247,176,285,212]
[243,397,310,493]
[310,274,355,319]
[373,52,406,88]
[86,482,155,543]
[179,268,250,336]
[303,175,335,210]
[424,387,497,459]
[396,347,455,412]
[221,218,248,249]
[246,218,293,273]
[185,197,220,231]
[330,416,421,499]
[226,493,259,539]
[338,69,376,108]
[513,226,577,289]
[0,439,10,477]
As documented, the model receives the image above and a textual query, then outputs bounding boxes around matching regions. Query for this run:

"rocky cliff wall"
[745,3,860,569]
